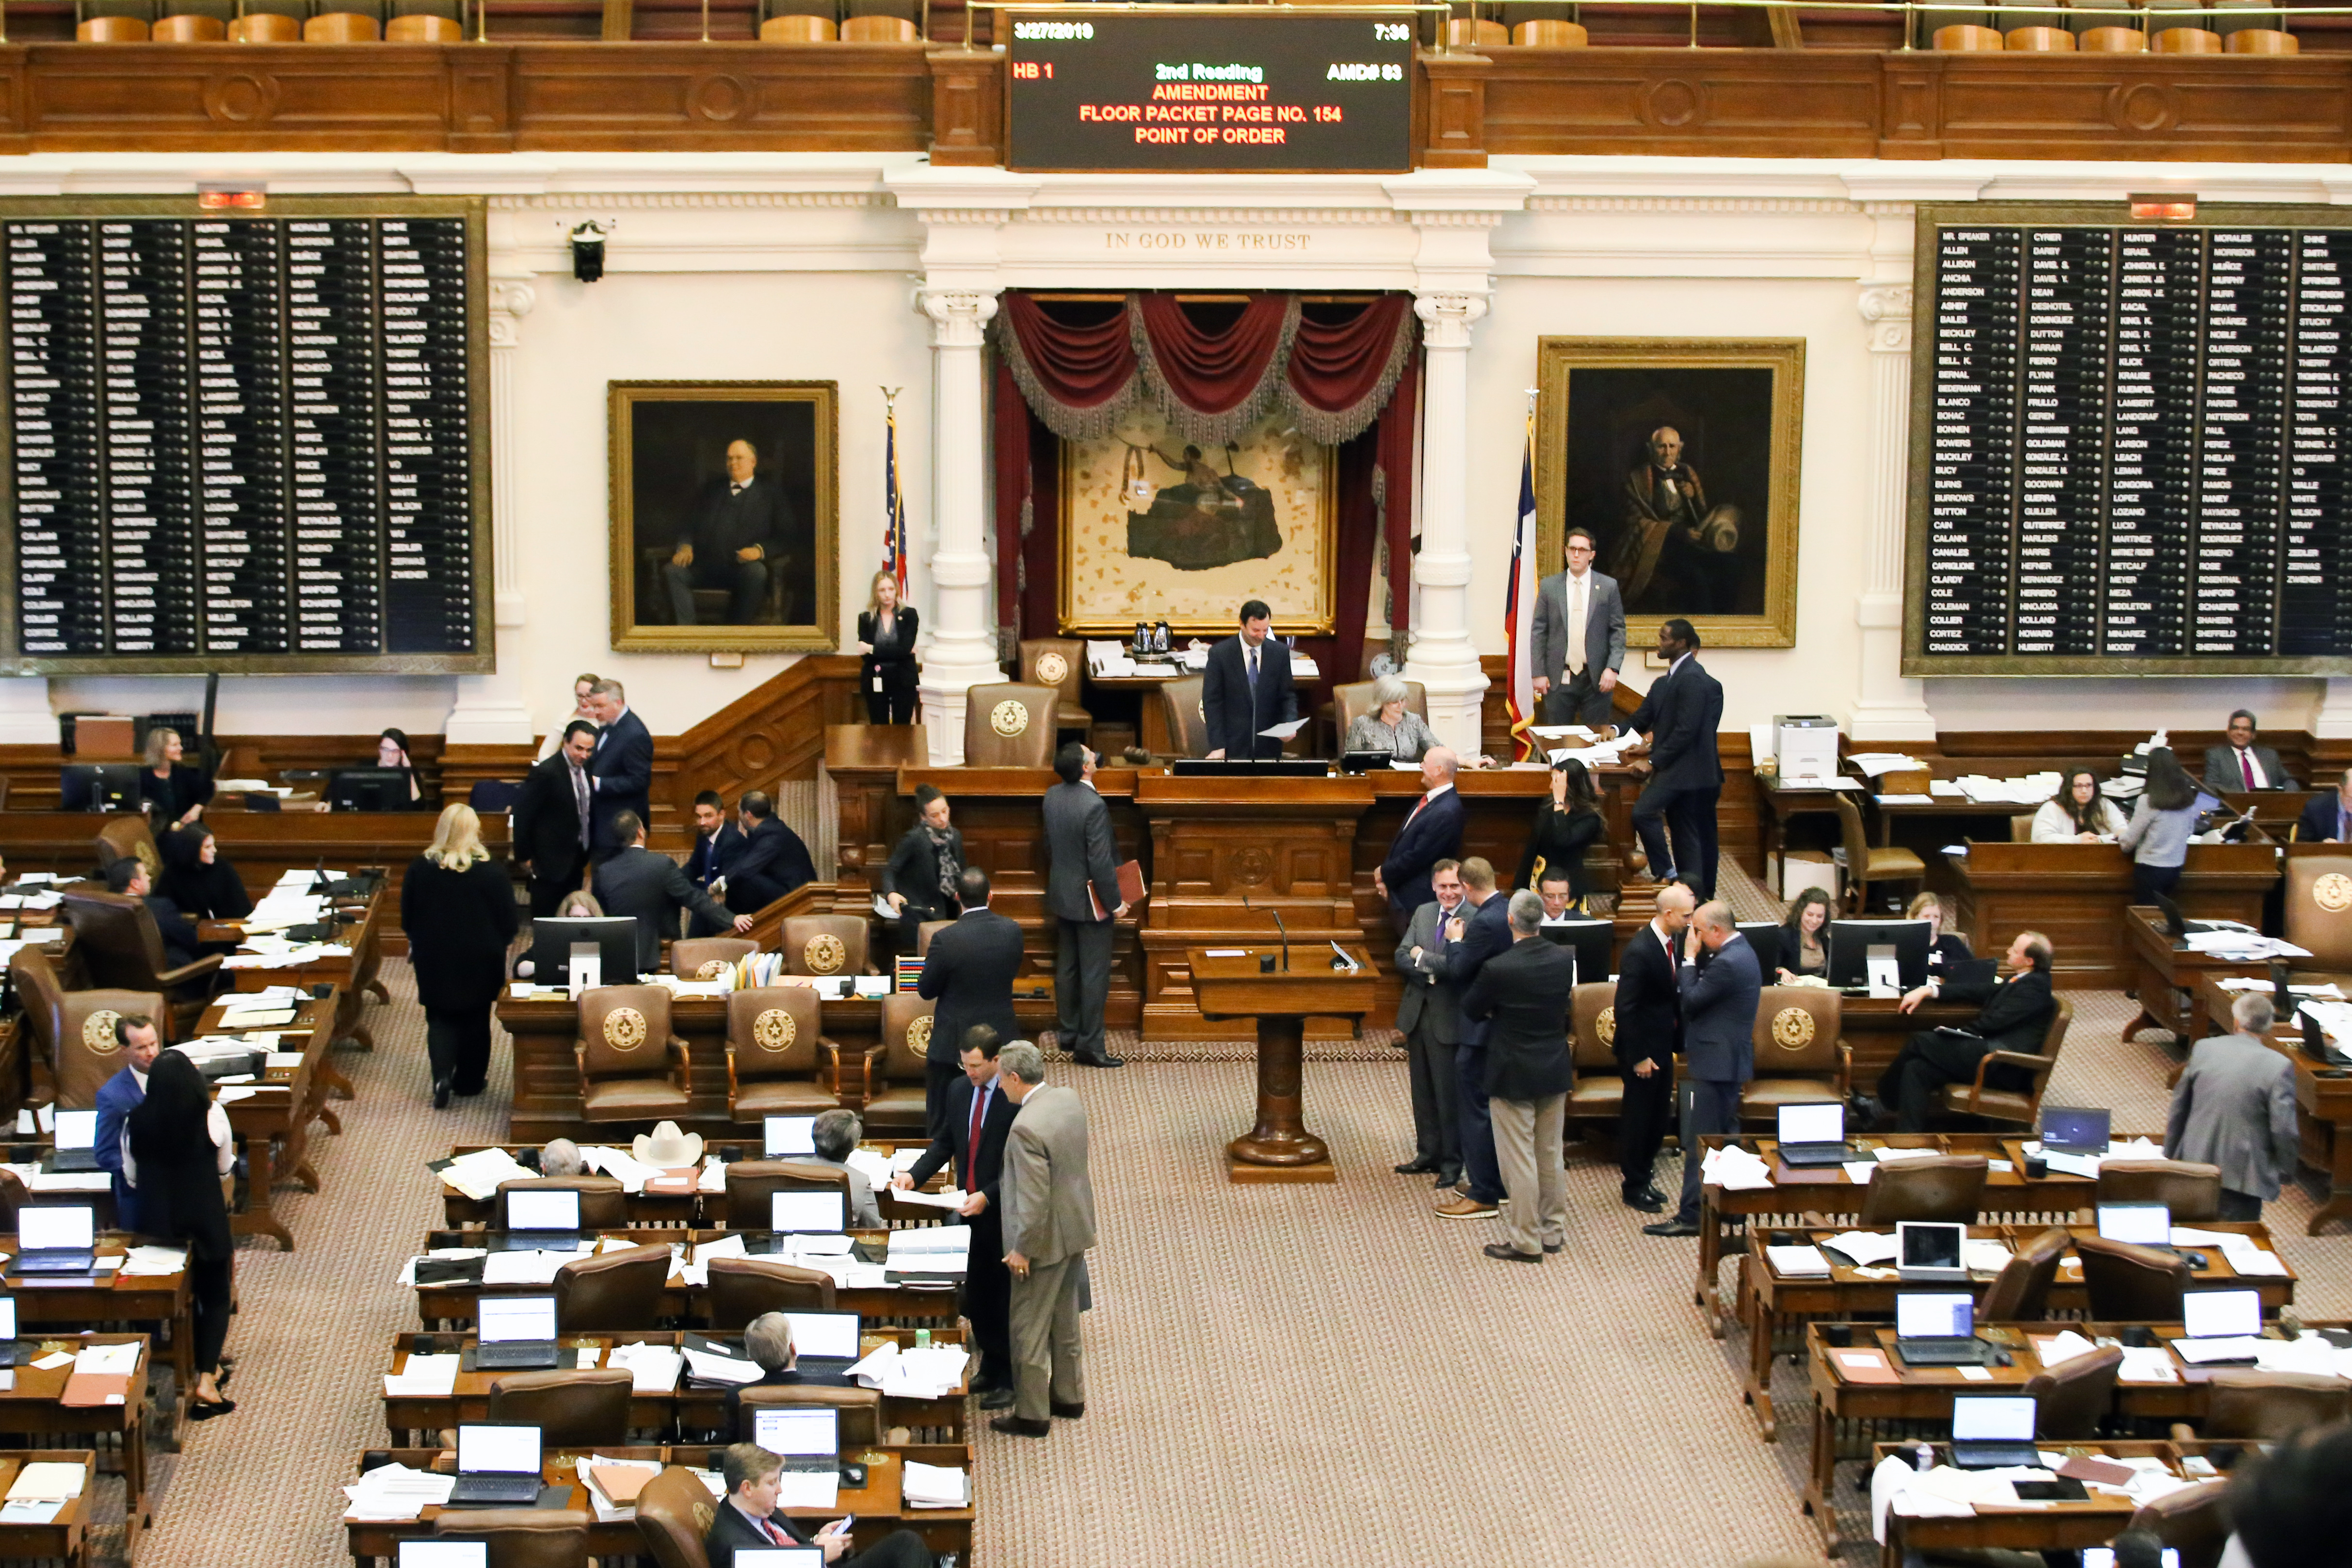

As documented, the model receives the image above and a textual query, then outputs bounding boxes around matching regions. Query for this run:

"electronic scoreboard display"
[1004,7,1416,174]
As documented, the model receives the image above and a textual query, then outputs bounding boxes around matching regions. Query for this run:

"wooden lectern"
[1188,944,1377,1184]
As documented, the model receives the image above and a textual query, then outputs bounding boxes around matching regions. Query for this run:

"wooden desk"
[2124,905,2268,1047]
[0,1333,149,1560]
[197,986,344,1250]
[435,1140,951,1231]
[1949,840,2278,989]
[1753,776,1848,894]
[2196,975,2352,1235]
[1873,1439,2222,1568]
[221,886,388,1069]
[0,1237,193,1406]
[0,1450,98,1568]
[1738,1219,2296,1439]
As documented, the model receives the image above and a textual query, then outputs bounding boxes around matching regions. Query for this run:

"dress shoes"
[1071,1051,1125,1069]
[1394,1157,1439,1176]
[1643,1218,1702,1238]
[1622,1187,1666,1213]
[1849,1093,1887,1131]
[1482,1243,1542,1263]
[1049,1401,1085,1419]
[188,1398,236,1422]
[1434,1194,1499,1220]
[979,1387,1015,1410]
[1434,1170,1463,1191]
[989,1415,1050,1439]
[1542,1242,1564,1255]
[431,1077,452,1111]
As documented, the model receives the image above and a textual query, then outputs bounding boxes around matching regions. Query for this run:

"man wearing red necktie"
[2201,710,2286,797]
[706,1442,933,1567]
[896,1025,1019,1407]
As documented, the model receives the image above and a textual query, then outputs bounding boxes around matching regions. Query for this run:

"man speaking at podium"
[1203,599,1297,761]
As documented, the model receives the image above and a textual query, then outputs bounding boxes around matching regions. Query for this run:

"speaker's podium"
[1188,944,1377,1185]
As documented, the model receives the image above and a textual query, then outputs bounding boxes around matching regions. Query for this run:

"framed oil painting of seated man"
[1535,339,1803,649]
[1059,409,1337,635]
[609,381,838,652]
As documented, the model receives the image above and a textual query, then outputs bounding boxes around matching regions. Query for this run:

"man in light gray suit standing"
[993,1042,1097,1438]
[2166,991,2301,1220]
[1043,742,1128,1069]
[1530,526,1627,729]
[1390,857,1468,1189]
[1646,899,1758,1238]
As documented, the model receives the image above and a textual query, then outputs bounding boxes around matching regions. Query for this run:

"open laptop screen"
[50,1110,95,1151]
[0,1296,16,1340]
[772,1191,847,1234]
[1949,1394,2035,1442]
[399,1545,490,1568]
[1896,1293,1972,1340]
[782,1311,861,1360]
[2182,1289,2261,1341]
[478,1295,557,1345]
[19,1207,93,1251]
[505,1189,580,1232]
[2096,1204,2170,1246]
[456,1424,542,1477]
[752,1406,838,1458]
[1776,1102,1843,1146]
[2039,1106,2111,1153]
[733,1552,824,1568]
[765,1116,817,1158]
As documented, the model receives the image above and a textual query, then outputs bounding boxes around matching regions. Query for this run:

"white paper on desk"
[1849,753,1928,777]
[1957,1365,1995,1382]
[482,1250,573,1287]
[1700,1144,1773,1191]
[118,1245,185,1277]
[1930,779,1965,798]
[0,1500,61,1524]
[1821,1230,1902,1267]
[384,1353,461,1397]
[780,1234,856,1256]
[439,1147,536,1202]
[2037,1330,2101,1368]
[6,1462,83,1503]
[697,1159,726,1194]
[1841,1161,1877,1185]
[1962,1240,2013,1274]
[263,1052,305,1071]
[691,1234,748,1267]
[20,1170,111,1194]
[582,1455,662,1523]
[577,1146,667,1194]
[214,1086,258,1105]
[218,1006,299,1029]
[343,1464,454,1522]
[1872,1146,1939,1164]
[902,1461,969,1509]
[27,1352,69,1371]
[2119,1346,2182,1383]
[774,1471,839,1510]
[604,1342,681,1392]
[2176,1336,2271,1365]
[684,1347,761,1386]
[1765,1245,1831,1278]
[2252,1335,2343,1376]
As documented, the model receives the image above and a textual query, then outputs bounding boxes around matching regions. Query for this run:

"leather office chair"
[0,1170,30,1236]
[1740,987,1849,1121]
[2095,1159,2223,1221]
[1566,984,1622,1135]
[672,938,756,980]
[2023,1343,2122,1439]
[725,986,840,1122]
[1834,795,1924,914]
[1856,1155,1987,1225]
[572,986,692,1125]
[961,683,1059,769]
[722,1160,850,1231]
[2075,1234,2190,1321]
[737,1383,882,1444]
[2126,1480,2232,1568]
[1978,1226,2069,1322]
[493,1177,628,1232]
[633,1466,719,1568]
[552,1244,670,1332]
[2171,1370,2351,1442]
[432,1507,593,1568]
[1935,997,2072,1129]
[485,1368,634,1446]
[2284,854,2352,983]
[1018,639,1092,737]
[861,994,934,1137]
[707,1255,837,1328]
[915,920,952,958]
[781,916,867,980]
[92,814,157,873]
[15,950,163,1111]
[61,889,221,1037]
[1331,678,1427,746]
[1160,675,1210,759]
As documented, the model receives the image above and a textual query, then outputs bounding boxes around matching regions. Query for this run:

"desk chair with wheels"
[707,1255,836,1328]
[860,994,933,1137]
[1856,1154,1987,1225]
[721,1160,848,1231]
[2075,1234,2189,1321]
[432,1507,594,1568]
[1330,678,1427,752]
[724,986,840,1122]
[1978,1226,2070,1322]
[573,986,692,1125]
[672,938,756,980]
[493,1177,628,1232]
[485,1368,634,1447]
[60,889,222,1038]
[633,1466,719,1568]
[737,1383,883,1444]
[1935,997,2073,1130]
[553,1243,670,1333]
[1018,639,1092,739]
[1740,988,1849,1122]
[961,683,1058,768]
[2170,1370,2351,1442]
[1834,794,1923,914]
[15,948,163,1110]
[2095,1159,2222,1221]
[2023,1343,2122,1439]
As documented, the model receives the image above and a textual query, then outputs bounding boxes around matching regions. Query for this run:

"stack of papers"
[4,1462,82,1501]
[437,1147,537,1201]
[902,1461,969,1509]
[1765,1244,1831,1277]
[2119,1346,2182,1383]
[344,1463,455,1522]
[604,1341,682,1393]
[2171,1227,2289,1277]
[2295,1000,2352,1051]
[4,1164,111,1194]
[398,1245,486,1287]
[1699,1144,1773,1191]
[1822,1231,1902,1267]
[1870,1458,2054,1543]
[118,1245,187,1277]
[2183,931,2310,962]
[1950,772,2064,807]
[847,1341,969,1398]
[2033,1329,2101,1368]
[582,1456,662,1523]
[576,1145,670,1193]
[1961,1239,2013,1274]
[1848,754,1928,777]
[222,943,352,970]
[683,1346,762,1387]
[384,1353,460,1397]
[2219,976,2344,1000]
[482,1247,593,1287]
[1085,639,1139,679]
[2021,1135,2164,1180]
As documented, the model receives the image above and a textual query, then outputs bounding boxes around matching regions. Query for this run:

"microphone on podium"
[1241,893,1290,971]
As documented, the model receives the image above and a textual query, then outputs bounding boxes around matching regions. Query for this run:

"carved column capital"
[918,287,1000,348]
[488,274,537,350]
[1858,283,1913,355]
[1413,290,1489,350]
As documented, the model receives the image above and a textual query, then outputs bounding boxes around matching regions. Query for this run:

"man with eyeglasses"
[1531,525,1626,730]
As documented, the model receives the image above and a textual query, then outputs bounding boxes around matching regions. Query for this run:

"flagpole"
[882,386,907,599]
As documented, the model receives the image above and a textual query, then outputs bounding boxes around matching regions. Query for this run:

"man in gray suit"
[1530,526,1627,729]
[1646,900,1758,1237]
[1391,858,1468,1189]
[2166,991,2301,1220]
[993,1042,1096,1438]
[1043,742,1127,1069]
[592,809,752,975]
[2203,709,2290,793]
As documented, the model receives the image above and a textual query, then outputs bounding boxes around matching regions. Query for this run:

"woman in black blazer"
[156,825,253,921]
[125,1052,237,1418]
[400,803,520,1109]
[856,569,919,725]
[1516,757,1605,908]
[139,727,212,827]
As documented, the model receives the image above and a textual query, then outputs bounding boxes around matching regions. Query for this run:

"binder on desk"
[1829,1347,1901,1385]
[1087,860,1147,921]
[58,1371,129,1408]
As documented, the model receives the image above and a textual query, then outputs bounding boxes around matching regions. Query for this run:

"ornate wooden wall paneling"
[660,653,863,822]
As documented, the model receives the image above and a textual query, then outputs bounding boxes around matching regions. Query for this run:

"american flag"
[881,388,908,596]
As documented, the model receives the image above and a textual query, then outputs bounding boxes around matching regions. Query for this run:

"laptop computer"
[1773,1102,1859,1168]
[751,1405,841,1475]
[1894,1291,1986,1366]
[782,1310,863,1382]
[1897,1221,1969,1284]
[14,1206,97,1275]
[772,1191,847,1236]
[446,1423,545,1506]
[493,1188,589,1253]
[399,1544,490,1568]
[46,1110,100,1175]
[473,1293,561,1372]
[2039,1106,2111,1157]
[0,1295,23,1368]
[764,1115,818,1158]
[2176,1288,2265,1365]
[1947,1393,2040,1469]
[2096,1203,2172,1247]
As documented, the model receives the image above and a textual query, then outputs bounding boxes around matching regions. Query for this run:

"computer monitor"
[1895,1292,1973,1340]
[1737,921,1783,978]
[325,767,411,812]
[59,763,139,814]
[521,917,641,987]
[478,1295,558,1345]
[1949,1394,2035,1442]
[399,1544,491,1568]
[2096,1203,2171,1246]
[765,1115,817,1158]
[1535,917,1612,986]
[455,1423,542,1477]
[2039,1105,2111,1155]
[1827,919,1931,990]
[51,1110,95,1152]
[772,1190,847,1234]
[1775,1102,1843,1148]
[19,1207,92,1251]
[1897,1221,1967,1277]
[2182,1289,2262,1341]
[782,1310,861,1360]
[752,1405,839,1458]
[505,1189,580,1232]
[0,1296,16,1340]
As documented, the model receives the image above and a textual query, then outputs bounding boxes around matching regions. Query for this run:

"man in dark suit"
[2297,768,2352,842]
[705,1441,930,1568]
[2204,709,2289,793]
[1043,743,1126,1068]
[1859,931,2058,1133]
[884,784,965,955]
[591,810,751,974]
[1201,598,1298,761]
[683,789,743,938]
[1647,900,1759,1237]
[1376,746,1466,936]
[1530,526,1628,729]
[514,720,597,917]
[1434,858,1511,1222]
[92,1013,159,1235]
[1391,857,1468,1189]
[1462,890,1578,1263]
[663,438,793,626]
[1612,881,1692,1214]
[109,858,204,969]
[585,679,653,865]
[915,867,1023,1136]
[724,791,817,915]
[896,1023,1019,1402]
[1617,617,1726,900]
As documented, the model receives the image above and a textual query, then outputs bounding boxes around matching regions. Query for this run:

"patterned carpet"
[102,860,2350,1566]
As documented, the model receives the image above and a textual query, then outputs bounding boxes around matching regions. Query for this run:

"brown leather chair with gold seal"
[633,1465,720,1568]
[486,1367,635,1447]
[721,1159,848,1232]
[781,915,867,980]
[1565,983,1622,1140]
[2284,854,2352,986]
[572,985,692,1126]
[1331,678,1428,745]
[1857,1154,1988,1226]
[1935,996,2073,1130]
[1019,638,1093,739]
[60,888,222,1038]
[736,1382,882,1444]
[2095,1159,2222,1222]
[961,682,1058,769]
[493,1176,628,1232]
[2125,1479,2232,1568]
[707,1255,837,1328]
[725,986,839,1123]
[2075,1233,2190,1321]
[16,949,163,1111]
[2170,1370,2351,1442]
[914,919,953,958]
[860,993,934,1137]
[93,814,159,876]
[1740,987,1849,1122]
[1160,675,1209,759]
[671,937,756,980]
[2023,1342,2122,1439]
[432,1506,593,1568]
[1978,1226,2070,1322]
[552,1243,670,1333]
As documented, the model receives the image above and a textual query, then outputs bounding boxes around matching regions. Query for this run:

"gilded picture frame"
[1057,411,1339,636]
[1535,338,1804,649]
[609,380,838,653]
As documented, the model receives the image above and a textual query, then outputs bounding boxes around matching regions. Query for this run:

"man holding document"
[897,1024,1019,1406]
[1202,598,1298,760]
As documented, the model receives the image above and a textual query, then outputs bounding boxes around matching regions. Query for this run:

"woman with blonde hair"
[1906,890,1975,974]
[856,569,919,725]
[139,726,212,828]
[399,803,518,1108]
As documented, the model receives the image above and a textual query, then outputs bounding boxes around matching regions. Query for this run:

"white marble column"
[1403,290,1493,753]
[1847,202,1939,744]
[0,678,58,746]
[916,287,1004,764]
[444,266,539,746]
